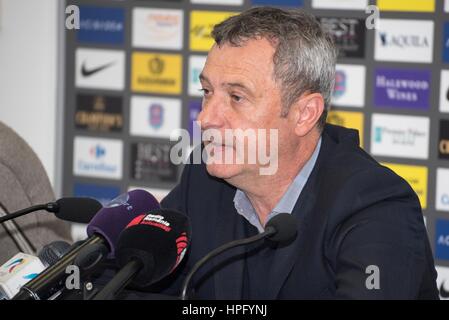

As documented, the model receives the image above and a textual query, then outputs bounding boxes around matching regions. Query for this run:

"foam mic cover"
[265,213,298,243]
[86,190,160,256]
[115,209,190,287]
[38,241,71,267]
[53,197,102,223]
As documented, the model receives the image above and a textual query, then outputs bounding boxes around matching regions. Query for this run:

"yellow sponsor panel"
[377,0,435,12]
[327,110,364,147]
[382,163,428,209]
[190,11,238,52]
[131,52,182,95]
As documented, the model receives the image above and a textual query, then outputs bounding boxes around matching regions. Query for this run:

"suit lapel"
[264,129,337,299]
[263,187,316,299]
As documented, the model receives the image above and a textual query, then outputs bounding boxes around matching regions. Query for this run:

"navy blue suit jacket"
[155,124,438,299]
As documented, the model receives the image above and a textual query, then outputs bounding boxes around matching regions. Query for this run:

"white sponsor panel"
[446,0,449,12]
[189,55,207,97]
[130,96,182,139]
[436,265,449,300]
[75,48,125,90]
[440,70,449,113]
[436,168,449,212]
[128,186,170,203]
[374,19,434,64]
[73,136,123,180]
[312,0,368,10]
[370,114,429,160]
[332,64,366,108]
[191,0,243,4]
[132,8,183,50]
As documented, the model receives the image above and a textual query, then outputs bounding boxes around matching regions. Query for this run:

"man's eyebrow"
[199,74,254,94]
[224,82,250,91]
[199,73,210,83]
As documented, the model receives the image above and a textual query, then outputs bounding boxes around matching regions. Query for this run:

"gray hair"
[211,7,338,130]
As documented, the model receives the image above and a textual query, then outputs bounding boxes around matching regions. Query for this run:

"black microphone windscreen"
[265,213,297,243]
[116,209,190,287]
[54,197,102,223]
[38,241,71,267]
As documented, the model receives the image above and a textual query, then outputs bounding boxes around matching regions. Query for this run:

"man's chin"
[205,163,241,180]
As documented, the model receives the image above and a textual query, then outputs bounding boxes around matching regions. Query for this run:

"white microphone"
[0,241,71,300]
[0,253,46,299]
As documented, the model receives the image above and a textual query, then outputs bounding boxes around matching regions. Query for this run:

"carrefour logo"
[436,168,449,212]
[442,194,449,205]
[73,137,123,180]
[90,145,106,159]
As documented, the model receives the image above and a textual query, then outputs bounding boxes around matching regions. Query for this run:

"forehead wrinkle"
[202,60,272,98]
[202,40,278,98]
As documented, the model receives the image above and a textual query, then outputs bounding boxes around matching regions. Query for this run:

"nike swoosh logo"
[440,281,449,299]
[81,61,116,77]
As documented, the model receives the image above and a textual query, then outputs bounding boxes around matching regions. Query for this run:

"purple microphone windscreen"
[86,189,160,256]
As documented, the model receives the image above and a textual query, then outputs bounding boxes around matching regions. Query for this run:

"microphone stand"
[92,259,143,300]
[180,226,275,300]
[0,203,57,223]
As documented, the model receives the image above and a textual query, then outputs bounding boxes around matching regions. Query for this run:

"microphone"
[38,241,72,267]
[12,189,160,300]
[0,197,102,224]
[93,209,190,300]
[0,241,71,299]
[72,242,110,278]
[0,253,46,300]
[180,213,297,300]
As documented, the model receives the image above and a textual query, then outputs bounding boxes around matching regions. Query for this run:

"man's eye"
[231,94,242,102]
[199,88,210,95]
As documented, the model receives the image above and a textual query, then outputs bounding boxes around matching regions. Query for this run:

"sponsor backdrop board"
[62,0,449,292]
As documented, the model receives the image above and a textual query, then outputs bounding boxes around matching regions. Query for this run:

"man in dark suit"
[156,7,438,299]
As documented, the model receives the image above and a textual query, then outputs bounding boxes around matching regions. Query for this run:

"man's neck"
[228,133,320,226]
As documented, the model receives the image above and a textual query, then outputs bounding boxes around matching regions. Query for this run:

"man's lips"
[205,141,233,148]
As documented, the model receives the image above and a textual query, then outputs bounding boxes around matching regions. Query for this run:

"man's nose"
[197,98,225,130]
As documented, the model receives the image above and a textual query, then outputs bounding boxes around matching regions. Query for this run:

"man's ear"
[292,93,325,137]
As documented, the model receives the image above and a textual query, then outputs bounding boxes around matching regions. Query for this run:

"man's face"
[197,38,297,181]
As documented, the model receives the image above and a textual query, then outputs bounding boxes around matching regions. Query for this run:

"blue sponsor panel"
[74,183,121,206]
[251,0,303,6]
[374,68,431,110]
[77,6,125,45]
[435,219,449,261]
